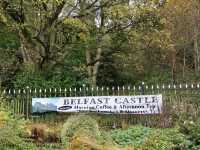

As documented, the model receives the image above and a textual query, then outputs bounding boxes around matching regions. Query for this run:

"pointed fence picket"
[1,83,200,128]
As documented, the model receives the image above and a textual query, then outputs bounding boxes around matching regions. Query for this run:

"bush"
[140,128,189,150]
[111,125,153,146]
[110,125,189,150]
[0,112,36,150]
[13,63,88,89]
[60,114,100,143]
[69,132,122,150]
[0,125,35,150]
[26,123,60,143]
[0,91,36,150]
[179,119,200,149]
[60,114,122,150]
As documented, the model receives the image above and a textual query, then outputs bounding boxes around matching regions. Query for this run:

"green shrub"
[0,125,35,150]
[111,125,153,146]
[179,119,200,149]
[190,145,200,150]
[110,125,189,150]
[0,91,36,150]
[60,114,101,148]
[139,128,189,150]
[13,63,88,89]
[60,114,120,150]
[0,111,36,150]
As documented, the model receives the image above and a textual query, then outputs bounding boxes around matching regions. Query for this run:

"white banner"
[32,95,162,114]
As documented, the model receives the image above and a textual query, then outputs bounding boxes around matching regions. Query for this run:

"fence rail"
[2,83,200,128]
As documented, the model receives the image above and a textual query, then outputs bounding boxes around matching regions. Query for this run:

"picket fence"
[1,83,200,128]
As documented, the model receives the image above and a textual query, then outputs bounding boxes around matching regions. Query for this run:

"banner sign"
[32,95,162,114]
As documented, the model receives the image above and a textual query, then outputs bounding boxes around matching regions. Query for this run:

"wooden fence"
[2,83,200,128]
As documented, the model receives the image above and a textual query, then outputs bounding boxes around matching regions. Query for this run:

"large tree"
[163,0,200,80]
[0,0,172,87]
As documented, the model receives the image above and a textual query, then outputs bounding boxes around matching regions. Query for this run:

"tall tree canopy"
[0,0,200,88]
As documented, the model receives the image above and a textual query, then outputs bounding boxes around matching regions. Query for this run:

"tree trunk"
[92,47,102,87]
[171,51,176,83]
[183,48,186,79]
[86,47,102,87]
[18,28,40,70]
[194,25,200,73]
[86,49,93,86]
[19,33,33,64]
[83,0,104,87]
